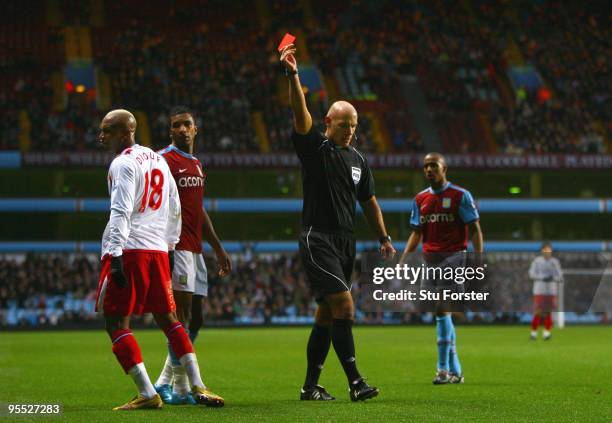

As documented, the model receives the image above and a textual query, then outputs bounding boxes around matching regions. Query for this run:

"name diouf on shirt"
[132,150,161,165]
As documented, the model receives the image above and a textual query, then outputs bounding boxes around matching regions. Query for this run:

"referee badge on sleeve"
[351,167,361,184]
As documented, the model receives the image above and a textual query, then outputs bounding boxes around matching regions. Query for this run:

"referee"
[280,43,396,402]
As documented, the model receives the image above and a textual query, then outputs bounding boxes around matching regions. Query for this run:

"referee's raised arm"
[279,44,312,135]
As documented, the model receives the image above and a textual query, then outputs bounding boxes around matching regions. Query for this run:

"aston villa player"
[154,106,231,405]
[400,152,484,385]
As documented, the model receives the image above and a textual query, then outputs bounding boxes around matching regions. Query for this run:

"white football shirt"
[101,144,181,258]
[529,255,563,296]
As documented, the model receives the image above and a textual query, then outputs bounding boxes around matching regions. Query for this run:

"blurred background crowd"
[1,252,609,328]
[1,0,609,154]
[2,0,610,330]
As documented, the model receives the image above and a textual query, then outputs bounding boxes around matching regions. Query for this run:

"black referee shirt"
[292,127,375,235]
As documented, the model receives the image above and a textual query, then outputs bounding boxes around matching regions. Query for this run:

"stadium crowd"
[0,1,607,154]
[0,252,316,327]
[492,0,609,153]
[1,252,608,328]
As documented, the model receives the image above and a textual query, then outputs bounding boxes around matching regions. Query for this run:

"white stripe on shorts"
[306,226,350,291]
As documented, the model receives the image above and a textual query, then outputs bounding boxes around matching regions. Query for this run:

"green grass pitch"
[1,326,611,422]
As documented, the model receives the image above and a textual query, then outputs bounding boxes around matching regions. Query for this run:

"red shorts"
[534,295,557,312]
[95,250,176,315]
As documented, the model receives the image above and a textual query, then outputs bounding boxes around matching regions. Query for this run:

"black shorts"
[299,227,356,302]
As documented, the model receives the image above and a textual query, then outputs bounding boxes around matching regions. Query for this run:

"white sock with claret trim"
[155,355,174,386]
[172,363,190,395]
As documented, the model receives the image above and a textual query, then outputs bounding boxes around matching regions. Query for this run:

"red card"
[277,33,296,52]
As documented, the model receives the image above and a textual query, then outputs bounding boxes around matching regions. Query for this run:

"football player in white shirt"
[528,242,563,340]
[95,109,224,410]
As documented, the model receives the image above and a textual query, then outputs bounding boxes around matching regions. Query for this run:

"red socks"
[544,313,553,331]
[110,323,193,376]
[111,329,143,374]
[163,322,194,360]
[531,314,541,331]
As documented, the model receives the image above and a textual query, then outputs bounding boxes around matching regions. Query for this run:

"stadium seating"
[1,252,608,328]
[1,0,607,153]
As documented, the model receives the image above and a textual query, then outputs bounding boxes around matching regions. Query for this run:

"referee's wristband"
[379,235,392,245]
[285,68,298,76]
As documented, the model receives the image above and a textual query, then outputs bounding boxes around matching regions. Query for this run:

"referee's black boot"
[349,378,379,402]
[300,385,336,401]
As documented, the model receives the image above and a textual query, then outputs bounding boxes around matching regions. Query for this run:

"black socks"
[304,324,332,388]
[331,319,361,384]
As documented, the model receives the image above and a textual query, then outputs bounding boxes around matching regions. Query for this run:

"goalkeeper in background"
[529,242,563,341]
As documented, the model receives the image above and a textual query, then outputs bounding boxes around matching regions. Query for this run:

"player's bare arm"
[280,44,312,134]
[202,207,232,277]
[360,196,396,260]
[469,221,484,253]
[399,230,422,264]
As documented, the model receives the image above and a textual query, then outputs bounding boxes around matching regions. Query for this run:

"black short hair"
[541,241,552,250]
[169,105,195,119]
[424,152,446,163]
